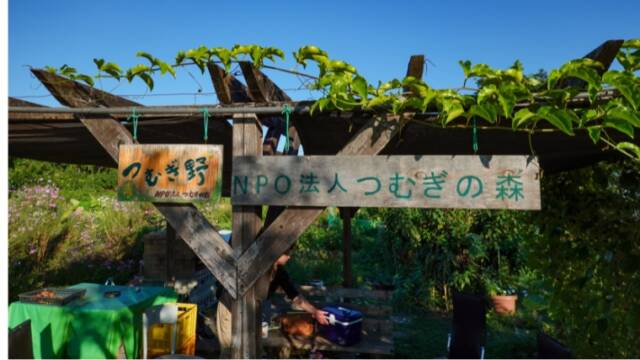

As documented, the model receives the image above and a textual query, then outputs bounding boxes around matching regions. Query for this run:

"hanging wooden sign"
[232,155,540,210]
[117,144,223,203]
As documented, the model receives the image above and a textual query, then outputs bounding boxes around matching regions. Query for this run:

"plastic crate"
[146,303,197,358]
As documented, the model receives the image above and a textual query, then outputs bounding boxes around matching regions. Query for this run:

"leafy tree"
[525,160,640,357]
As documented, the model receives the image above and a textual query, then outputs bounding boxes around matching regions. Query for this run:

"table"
[9,283,178,359]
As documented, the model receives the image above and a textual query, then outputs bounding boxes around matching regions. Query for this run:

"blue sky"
[8,0,640,106]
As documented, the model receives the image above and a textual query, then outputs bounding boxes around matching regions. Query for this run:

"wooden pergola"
[8,39,636,357]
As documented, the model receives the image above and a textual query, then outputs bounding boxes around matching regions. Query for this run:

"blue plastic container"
[319,306,363,346]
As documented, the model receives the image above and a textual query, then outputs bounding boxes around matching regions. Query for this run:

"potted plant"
[486,280,518,315]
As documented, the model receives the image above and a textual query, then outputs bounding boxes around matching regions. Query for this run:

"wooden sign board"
[232,155,540,210]
[118,144,223,203]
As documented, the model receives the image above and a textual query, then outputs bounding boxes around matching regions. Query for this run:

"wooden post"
[166,222,176,282]
[231,113,263,358]
[339,207,356,288]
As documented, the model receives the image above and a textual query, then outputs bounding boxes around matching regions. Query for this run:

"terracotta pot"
[491,294,518,315]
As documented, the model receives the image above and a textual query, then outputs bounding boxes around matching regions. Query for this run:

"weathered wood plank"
[207,63,252,104]
[32,69,238,297]
[403,55,425,94]
[231,113,263,358]
[236,114,403,296]
[239,61,291,103]
[231,155,541,209]
[9,97,46,107]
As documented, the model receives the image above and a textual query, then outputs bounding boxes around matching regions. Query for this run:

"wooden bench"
[263,285,394,357]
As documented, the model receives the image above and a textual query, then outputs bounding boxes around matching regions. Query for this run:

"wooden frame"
[17,40,625,357]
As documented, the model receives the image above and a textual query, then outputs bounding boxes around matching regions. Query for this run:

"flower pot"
[491,294,518,315]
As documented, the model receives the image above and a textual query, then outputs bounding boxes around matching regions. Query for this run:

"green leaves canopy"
[43,39,640,161]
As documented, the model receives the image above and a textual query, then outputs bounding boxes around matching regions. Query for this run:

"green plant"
[43,39,640,161]
[524,160,640,357]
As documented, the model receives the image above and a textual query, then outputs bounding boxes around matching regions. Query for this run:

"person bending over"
[216,248,329,356]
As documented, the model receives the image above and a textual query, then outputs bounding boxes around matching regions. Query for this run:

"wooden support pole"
[231,113,263,358]
[339,207,357,288]
[166,221,176,282]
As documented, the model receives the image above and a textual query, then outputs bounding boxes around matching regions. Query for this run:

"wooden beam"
[231,113,263,358]
[31,69,239,298]
[237,114,403,295]
[9,97,46,107]
[403,55,425,94]
[238,61,291,103]
[208,63,252,104]
[406,55,425,78]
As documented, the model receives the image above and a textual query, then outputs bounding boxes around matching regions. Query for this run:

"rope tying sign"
[472,117,479,153]
[201,107,210,143]
[127,107,140,141]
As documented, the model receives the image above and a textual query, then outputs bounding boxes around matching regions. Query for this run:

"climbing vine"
[43,40,640,160]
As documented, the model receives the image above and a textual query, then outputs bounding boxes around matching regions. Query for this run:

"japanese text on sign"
[231,155,540,210]
[117,144,223,203]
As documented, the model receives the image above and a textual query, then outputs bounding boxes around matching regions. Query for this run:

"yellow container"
[147,303,197,358]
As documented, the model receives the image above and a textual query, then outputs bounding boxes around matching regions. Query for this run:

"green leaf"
[157,60,176,77]
[366,95,392,109]
[442,98,465,124]
[136,51,157,66]
[73,74,94,87]
[581,108,602,126]
[210,47,233,72]
[294,45,328,67]
[617,40,640,72]
[551,59,603,92]
[468,63,493,78]
[329,60,357,74]
[127,64,151,77]
[459,60,472,78]
[512,108,536,129]
[59,64,77,77]
[44,66,58,74]
[93,58,105,70]
[311,97,331,114]
[352,75,369,100]
[497,84,517,117]
[606,103,640,127]
[603,117,634,138]
[101,62,123,81]
[603,70,640,110]
[477,84,498,104]
[536,106,575,135]
[547,69,562,90]
[138,72,154,91]
[469,103,498,124]
[175,51,186,66]
[587,126,601,144]
[622,39,640,48]
[616,141,640,159]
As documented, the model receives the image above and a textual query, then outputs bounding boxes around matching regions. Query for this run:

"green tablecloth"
[9,283,178,359]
